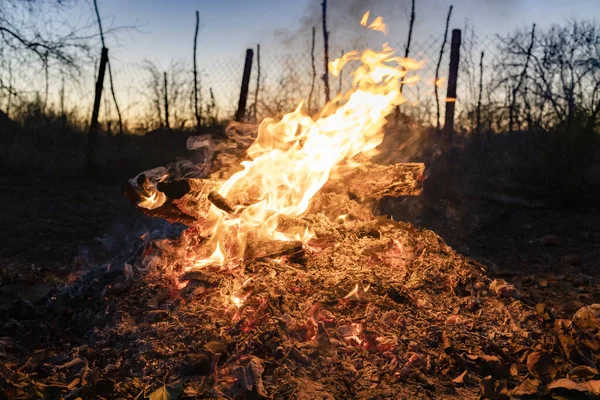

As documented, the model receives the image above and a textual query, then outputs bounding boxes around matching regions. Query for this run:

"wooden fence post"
[443,29,461,143]
[163,71,170,130]
[86,46,108,176]
[235,48,254,121]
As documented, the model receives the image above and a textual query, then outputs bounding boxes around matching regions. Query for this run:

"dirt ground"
[1,176,600,399]
[0,177,182,282]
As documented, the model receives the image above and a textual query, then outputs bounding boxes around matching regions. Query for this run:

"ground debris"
[1,194,599,399]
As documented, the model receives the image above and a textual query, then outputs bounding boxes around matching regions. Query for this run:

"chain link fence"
[2,31,509,133]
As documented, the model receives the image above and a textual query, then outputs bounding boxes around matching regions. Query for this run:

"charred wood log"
[325,162,425,201]
[124,162,425,225]
[244,240,304,260]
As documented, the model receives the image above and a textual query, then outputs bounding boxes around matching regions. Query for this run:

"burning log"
[326,162,425,201]
[124,161,425,225]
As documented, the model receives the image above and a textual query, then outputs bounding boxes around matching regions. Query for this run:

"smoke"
[277,0,414,52]
[277,0,525,51]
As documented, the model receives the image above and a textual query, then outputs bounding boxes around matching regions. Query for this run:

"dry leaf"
[467,354,509,377]
[510,378,539,397]
[480,376,509,400]
[490,279,520,299]
[558,333,581,362]
[573,304,600,330]
[148,382,183,400]
[568,366,599,381]
[526,351,557,380]
[584,380,600,395]
[452,370,468,385]
[547,378,588,393]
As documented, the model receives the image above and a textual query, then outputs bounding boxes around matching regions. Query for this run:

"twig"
[435,5,453,132]
[193,10,201,128]
[509,23,536,132]
[321,0,330,103]
[476,51,484,135]
[163,71,170,129]
[94,0,123,141]
[395,0,416,125]
[254,43,261,121]
[308,26,317,114]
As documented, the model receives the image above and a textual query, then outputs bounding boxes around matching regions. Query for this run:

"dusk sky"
[16,0,597,122]
[75,0,599,67]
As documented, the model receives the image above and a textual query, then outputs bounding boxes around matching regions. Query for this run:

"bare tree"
[0,1,91,74]
[496,19,600,129]
[508,23,536,132]
[434,5,453,132]
[142,60,164,128]
[93,0,123,141]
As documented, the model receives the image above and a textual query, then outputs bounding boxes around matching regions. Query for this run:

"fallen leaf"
[234,356,268,398]
[558,333,581,362]
[480,375,509,400]
[148,382,183,400]
[490,279,520,299]
[534,303,551,320]
[584,380,600,395]
[452,370,468,385]
[510,378,539,397]
[568,366,599,381]
[467,354,509,377]
[547,378,588,394]
[573,304,600,330]
[526,351,557,380]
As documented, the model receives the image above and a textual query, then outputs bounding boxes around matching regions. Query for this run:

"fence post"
[163,71,170,130]
[86,46,108,176]
[443,29,461,143]
[235,48,254,121]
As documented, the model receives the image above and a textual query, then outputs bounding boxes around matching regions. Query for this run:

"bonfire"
[2,13,600,400]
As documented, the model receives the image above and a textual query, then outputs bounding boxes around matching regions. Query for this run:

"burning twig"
[208,190,235,213]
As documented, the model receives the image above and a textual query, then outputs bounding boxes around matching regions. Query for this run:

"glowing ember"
[188,13,421,271]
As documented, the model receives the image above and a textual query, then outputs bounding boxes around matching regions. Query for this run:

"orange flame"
[360,11,388,35]
[187,14,421,270]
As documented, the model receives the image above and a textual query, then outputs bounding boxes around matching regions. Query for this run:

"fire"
[359,11,388,35]
[187,14,421,270]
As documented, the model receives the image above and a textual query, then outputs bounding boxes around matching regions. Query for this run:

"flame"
[435,77,446,87]
[138,191,166,210]
[360,11,370,26]
[188,14,421,269]
[360,11,388,35]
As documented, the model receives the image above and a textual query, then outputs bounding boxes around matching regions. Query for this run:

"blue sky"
[14,0,596,123]
[79,0,599,66]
